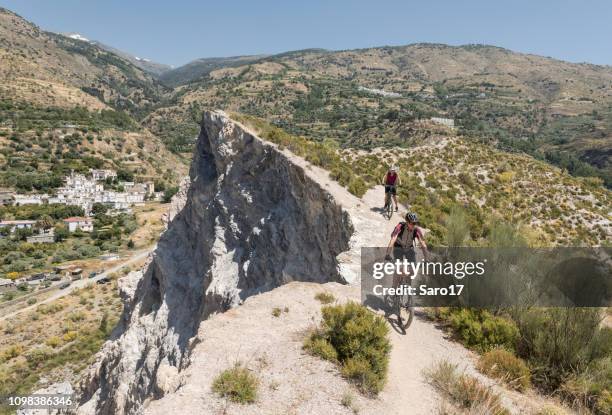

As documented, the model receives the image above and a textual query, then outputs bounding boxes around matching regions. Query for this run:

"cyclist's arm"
[385,223,402,258]
[381,173,387,185]
[385,235,398,258]
[397,174,402,186]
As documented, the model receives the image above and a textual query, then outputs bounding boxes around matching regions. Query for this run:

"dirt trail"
[144,129,567,415]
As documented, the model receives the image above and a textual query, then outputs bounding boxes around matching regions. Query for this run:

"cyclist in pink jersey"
[382,165,401,211]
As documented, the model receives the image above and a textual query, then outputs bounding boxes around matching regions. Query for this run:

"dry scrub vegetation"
[0,276,123,414]
[304,302,391,395]
[233,114,610,247]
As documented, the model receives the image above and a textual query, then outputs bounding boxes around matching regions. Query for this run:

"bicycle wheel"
[398,294,414,330]
[385,194,393,220]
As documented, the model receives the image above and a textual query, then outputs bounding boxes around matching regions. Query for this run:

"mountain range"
[1,6,611,189]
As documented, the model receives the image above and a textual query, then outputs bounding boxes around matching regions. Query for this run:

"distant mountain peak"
[65,32,90,42]
[56,31,171,77]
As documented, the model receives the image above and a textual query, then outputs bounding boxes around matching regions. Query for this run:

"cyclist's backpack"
[393,222,419,248]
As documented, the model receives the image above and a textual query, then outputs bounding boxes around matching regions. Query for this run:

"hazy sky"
[1,0,610,67]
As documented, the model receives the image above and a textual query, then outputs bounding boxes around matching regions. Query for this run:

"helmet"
[405,212,418,223]
[390,165,398,172]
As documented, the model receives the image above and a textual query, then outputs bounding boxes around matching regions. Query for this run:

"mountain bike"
[383,186,395,220]
[382,257,415,332]
[391,274,414,331]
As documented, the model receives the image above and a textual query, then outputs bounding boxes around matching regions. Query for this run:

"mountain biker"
[382,165,401,212]
[384,212,429,264]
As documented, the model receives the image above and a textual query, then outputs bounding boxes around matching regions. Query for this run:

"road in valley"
[0,246,154,321]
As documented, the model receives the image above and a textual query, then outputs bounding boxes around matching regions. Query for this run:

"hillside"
[158,54,269,87]
[0,8,187,189]
[150,44,612,186]
[234,114,610,247]
[89,38,172,77]
[0,100,186,193]
[0,8,169,116]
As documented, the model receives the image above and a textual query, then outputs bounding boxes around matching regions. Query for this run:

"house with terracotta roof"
[63,217,94,232]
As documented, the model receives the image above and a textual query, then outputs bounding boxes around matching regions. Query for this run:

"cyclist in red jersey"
[382,165,401,211]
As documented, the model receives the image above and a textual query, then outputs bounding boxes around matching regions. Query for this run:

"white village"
[0,169,162,239]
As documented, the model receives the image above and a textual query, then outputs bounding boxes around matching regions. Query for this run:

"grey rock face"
[76,111,353,414]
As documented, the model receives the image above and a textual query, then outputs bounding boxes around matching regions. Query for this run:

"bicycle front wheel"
[398,294,414,330]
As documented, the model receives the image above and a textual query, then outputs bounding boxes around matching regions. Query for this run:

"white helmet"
[390,165,398,172]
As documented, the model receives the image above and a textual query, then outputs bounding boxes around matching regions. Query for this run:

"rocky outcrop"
[76,111,354,414]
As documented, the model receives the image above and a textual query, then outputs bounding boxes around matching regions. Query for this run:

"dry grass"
[425,361,509,415]
[477,348,531,391]
[130,203,168,248]
[0,277,123,402]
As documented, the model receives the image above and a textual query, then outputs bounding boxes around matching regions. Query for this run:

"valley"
[0,4,610,415]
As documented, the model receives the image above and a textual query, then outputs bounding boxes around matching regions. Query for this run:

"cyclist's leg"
[399,248,415,303]
[392,186,398,211]
[383,186,389,207]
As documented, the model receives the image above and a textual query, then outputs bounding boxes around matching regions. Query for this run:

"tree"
[14,227,33,241]
[54,224,69,242]
[162,186,179,203]
[91,203,108,216]
[153,179,166,192]
[445,206,470,247]
[117,169,134,182]
[99,312,109,334]
[36,215,54,230]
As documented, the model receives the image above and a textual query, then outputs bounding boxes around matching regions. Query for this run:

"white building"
[430,117,455,128]
[13,194,48,206]
[27,228,55,244]
[63,217,94,232]
[90,169,117,181]
[64,172,103,193]
[0,220,36,233]
[0,278,16,292]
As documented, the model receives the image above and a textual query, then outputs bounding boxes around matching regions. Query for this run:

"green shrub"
[45,336,62,348]
[303,336,338,362]
[25,346,54,368]
[560,357,611,414]
[37,303,64,314]
[347,176,367,197]
[304,302,390,395]
[478,348,530,391]
[0,345,23,361]
[341,356,385,394]
[448,309,519,351]
[314,292,335,304]
[271,307,282,317]
[212,363,258,404]
[513,308,605,391]
[444,206,470,247]
[67,311,86,322]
